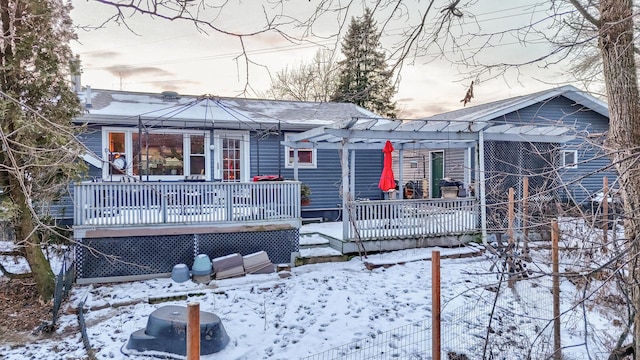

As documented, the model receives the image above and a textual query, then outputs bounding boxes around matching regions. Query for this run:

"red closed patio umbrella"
[378,140,396,192]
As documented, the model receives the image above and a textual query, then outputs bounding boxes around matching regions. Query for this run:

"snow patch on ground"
[0,221,627,360]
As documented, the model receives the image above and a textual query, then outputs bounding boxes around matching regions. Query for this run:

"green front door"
[430,151,444,198]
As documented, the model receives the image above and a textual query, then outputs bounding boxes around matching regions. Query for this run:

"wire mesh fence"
[52,251,75,326]
[302,249,596,360]
[483,141,560,232]
[300,319,432,360]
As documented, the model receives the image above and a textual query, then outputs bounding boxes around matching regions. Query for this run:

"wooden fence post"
[187,302,200,360]
[432,251,441,360]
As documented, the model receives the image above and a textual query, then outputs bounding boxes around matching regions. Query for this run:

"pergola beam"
[325,129,480,141]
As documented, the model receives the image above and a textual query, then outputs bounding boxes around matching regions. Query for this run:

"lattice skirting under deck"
[75,229,299,283]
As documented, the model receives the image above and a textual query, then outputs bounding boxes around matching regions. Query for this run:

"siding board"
[250,133,383,212]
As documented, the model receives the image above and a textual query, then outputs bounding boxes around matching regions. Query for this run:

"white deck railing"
[74,181,301,226]
[348,198,479,240]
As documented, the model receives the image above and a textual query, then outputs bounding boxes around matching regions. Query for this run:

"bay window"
[103,128,209,180]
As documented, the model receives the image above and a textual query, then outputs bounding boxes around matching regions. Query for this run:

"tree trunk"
[598,0,640,355]
[12,184,55,301]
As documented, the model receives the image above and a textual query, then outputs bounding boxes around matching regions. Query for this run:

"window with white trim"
[562,150,578,169]
[189,135,206,176]
[107,132,127,175]
[103,128,209,180]
[284,133,317,169]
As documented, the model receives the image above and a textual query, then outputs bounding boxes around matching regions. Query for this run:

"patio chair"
[120,176,140,183]
[184,174,205,182]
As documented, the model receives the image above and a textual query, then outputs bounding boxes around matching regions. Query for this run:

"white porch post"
[350,148,356,199]
[293,148,299,180]
[478,130,488,244]
[398,148,404,198]
[464,147,472,194]
[341,139,350,240]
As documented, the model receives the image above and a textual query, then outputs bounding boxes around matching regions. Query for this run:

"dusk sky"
[70,1,584,118]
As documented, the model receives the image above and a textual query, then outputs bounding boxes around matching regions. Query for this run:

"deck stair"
[297,232,349,265]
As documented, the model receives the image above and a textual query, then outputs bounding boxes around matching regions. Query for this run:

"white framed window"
[106,131,127,176]
[102,127,210,180]
[562,150,578,169]
[284,133,317,169]
[188,135,206,176]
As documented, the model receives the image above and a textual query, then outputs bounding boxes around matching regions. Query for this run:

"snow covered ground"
[0,220,626,359]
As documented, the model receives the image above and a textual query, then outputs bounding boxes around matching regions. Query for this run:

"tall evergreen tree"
[0,0,83,301]
[331,8,397,118]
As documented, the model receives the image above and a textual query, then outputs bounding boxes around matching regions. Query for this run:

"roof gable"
[424,85,608,122]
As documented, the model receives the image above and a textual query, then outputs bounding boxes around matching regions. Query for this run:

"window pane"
[191,135,204,155]
[288,149,313,164]
[299,150,312,163]
[133,133,184,176]
[109,132,125,153]
[564,151,575,166]
[108,132,126,175]
[190,156,205,175]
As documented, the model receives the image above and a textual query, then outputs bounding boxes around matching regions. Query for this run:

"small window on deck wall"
[285,133,316,169]
[562,150,578,169]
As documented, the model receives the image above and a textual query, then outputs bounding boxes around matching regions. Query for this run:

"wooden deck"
[73,180,480,246]
[74,180,302,230]
[346,198,480,241]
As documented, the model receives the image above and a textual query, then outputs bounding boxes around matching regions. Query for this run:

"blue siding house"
[423,85,612,207]
[67,85,607,283]
[73,89,384,219]
[70,88,385,283]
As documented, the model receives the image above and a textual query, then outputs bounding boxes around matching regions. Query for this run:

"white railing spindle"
[74,180,301,226]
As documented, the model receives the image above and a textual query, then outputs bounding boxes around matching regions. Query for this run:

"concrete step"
[299,232,332,248]
[297,232,349,265]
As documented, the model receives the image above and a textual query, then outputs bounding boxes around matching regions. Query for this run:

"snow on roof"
[76,88,381,130]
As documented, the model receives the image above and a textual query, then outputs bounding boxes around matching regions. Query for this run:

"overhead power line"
[79,5,548,72]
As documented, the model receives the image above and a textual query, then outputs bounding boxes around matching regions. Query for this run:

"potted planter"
[301,183,311,206]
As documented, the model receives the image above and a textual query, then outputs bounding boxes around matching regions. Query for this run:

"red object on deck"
[252,175,284,182]
[378,141,396,192]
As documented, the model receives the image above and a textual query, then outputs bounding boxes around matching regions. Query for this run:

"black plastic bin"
[439,178,463,198]
[439,179,463,188]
